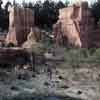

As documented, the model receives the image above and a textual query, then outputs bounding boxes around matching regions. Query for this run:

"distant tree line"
[0,0,11,32]
[29,0,69,30]
[91,0,100,26]
[0,0,69,32]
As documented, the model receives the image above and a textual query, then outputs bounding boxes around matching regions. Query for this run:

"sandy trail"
[0,48,99,100]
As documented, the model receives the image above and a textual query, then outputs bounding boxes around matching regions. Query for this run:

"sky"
[2,0,97,6]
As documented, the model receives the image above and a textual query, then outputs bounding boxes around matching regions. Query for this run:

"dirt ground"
[0,47,100,100]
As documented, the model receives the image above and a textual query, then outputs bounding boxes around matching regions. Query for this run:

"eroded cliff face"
[56,6,82,47]
[53,1,100,48]
[6,6,34,46]
[80,2,100,48]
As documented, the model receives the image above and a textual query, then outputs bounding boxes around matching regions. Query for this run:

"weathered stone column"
[6,6,34,46]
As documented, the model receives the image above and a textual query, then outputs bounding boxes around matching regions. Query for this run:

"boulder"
[22,28,46,55]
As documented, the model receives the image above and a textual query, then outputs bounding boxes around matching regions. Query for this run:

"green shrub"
[92,48,100,59]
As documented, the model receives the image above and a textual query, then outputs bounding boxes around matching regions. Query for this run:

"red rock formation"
[6,6,34,46]
[53,1,100,48]
[80,2,95,48]
[79,2,91,48]
[53,5,82,47]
